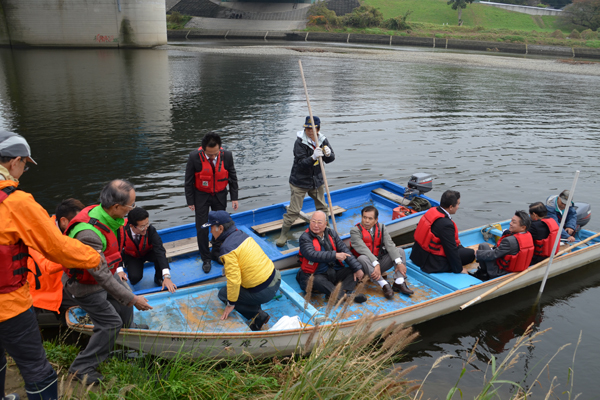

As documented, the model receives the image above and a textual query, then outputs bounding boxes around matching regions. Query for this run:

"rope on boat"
[408,197,431,212]
[481,224,495,241]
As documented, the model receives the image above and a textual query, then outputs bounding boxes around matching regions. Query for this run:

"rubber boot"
[0,360,6,398]
[276,224,291,247]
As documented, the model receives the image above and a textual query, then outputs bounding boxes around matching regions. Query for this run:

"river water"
[1,43,599,398]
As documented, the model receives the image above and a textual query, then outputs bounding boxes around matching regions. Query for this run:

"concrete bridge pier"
[0,0,167,48]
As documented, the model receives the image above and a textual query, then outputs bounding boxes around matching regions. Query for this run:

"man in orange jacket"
[27,199,86,321]
[1,132,101,400]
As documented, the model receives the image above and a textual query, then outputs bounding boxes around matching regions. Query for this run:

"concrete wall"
[0,0,167,47]
[479,2,562,16]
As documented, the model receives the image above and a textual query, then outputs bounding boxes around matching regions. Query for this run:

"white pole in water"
[538,170,580,295]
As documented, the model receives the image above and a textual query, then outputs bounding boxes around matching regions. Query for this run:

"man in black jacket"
[276,116,335,247]
[119,207,177,293]
[410,190,475,274]
[296,211,367,303]
[184,132,239,273]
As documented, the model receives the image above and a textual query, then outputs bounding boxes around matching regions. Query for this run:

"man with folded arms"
[350,206,413,299]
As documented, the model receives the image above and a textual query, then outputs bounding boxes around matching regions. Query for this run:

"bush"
[550,29,565,38]
[383,10,412,31]
[581,29,599,39]
[570,28,582,38]
[343,5,384,28]
[307,1,342,27]
[166,11,191,30]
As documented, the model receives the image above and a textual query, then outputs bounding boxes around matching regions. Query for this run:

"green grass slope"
[360,0,559,32]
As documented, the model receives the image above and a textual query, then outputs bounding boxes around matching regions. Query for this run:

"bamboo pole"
[460,230,600,310]
[539,171,579,294]
[298,59,338,233]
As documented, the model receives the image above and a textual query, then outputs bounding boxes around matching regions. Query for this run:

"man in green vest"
[63,179,152,384]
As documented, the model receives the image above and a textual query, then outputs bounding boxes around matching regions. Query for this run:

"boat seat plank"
[371,188,410,206]
[252,206,347,236]
[164,237,200,259]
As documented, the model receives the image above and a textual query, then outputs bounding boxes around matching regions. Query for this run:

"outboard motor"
[574,202,591,233]
[404,172,433,201]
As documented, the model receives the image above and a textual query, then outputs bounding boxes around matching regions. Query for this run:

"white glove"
[312,147,324,160]
[323,145,331,157]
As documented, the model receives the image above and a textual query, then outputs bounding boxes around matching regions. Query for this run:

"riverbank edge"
[168,29,600,60]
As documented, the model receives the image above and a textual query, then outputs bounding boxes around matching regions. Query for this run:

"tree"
[447,0,474,25]
[558,0,600,31]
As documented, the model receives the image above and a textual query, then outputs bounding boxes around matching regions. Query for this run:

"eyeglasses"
[122,202,136,209]
[134,223,150,231]
[20,159,29,172]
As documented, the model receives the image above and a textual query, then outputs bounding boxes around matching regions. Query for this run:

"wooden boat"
[130,179,438,295]
[67,221,600,359]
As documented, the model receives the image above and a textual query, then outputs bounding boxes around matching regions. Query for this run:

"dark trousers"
[296,267,357,298]
[194,193,227,261]
[478,243,510,279]
[123,252,161,285]
[69,290,133,375]
[0,307,57,396]
[218,271,281,320]
[459,247,476,266]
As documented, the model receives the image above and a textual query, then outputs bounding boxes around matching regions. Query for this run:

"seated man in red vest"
[350,205,413,299]
[528,201,559,266]
[118,207,176,293]
[410,190,475,274]
[471,210,535,281]
[28,198,85,321]
[296,211,367,303]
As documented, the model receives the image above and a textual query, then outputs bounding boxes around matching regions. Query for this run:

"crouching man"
[207,211,281,331]
[350,206,413,299]
[472,210,534,281]
[297,211,367,304]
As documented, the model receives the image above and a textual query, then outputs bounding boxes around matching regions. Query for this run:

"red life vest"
[533,218,560,258]
[496,232,534,273]
[350,223,382,258]
[123,227,152,258]
[414,207,461,257]
[194,148,229,195]
[0,186,41,294]
[63,205,125,285]
[299,229,342,273]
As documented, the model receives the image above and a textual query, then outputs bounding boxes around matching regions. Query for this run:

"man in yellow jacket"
[0,132,101,400]
[205,211,281,331]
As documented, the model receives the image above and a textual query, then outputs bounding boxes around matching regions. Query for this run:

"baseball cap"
[303,116,320,129]
[0,131,37,165]
[559,190,570,205]
[202,210,233,228]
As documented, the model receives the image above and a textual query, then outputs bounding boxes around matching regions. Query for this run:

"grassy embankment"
[306,0,600,48]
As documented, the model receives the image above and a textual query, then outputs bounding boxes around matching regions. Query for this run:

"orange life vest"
[414,207,461,257]
[533,218,559,258]
[63,205,125,284]
[0,186,39,294]
[496,232,534,272]
[123,227,152,258]
[350,223,382,258]
[194,148,229,194]
[299,229,342,274]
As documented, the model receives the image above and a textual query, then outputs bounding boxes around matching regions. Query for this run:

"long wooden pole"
[538,171,579,294]
[298,59,338,233]
[460,230,600,310]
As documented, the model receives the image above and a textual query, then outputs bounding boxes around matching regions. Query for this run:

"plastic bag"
[269,315,303,331]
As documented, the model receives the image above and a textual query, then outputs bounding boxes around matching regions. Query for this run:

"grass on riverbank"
[305,22,600,48]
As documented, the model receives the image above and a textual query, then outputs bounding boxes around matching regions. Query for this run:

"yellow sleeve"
[10,192,100,270]
[222,250,241,303]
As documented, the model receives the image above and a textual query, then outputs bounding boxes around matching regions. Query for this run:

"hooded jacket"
[288,130,335,189]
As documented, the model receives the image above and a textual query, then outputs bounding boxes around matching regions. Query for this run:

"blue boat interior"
[67,223,600,334]
[128,180,438,295]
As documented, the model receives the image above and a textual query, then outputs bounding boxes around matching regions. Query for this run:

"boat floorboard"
[252,206,347,235]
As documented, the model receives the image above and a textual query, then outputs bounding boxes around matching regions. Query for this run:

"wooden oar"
[298,59,338,234]
[459,230,600,311]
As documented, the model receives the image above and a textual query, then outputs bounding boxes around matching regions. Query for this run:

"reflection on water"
[0,45,599,396]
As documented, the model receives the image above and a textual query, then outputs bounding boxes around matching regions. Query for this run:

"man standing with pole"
[276,115,336,247]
